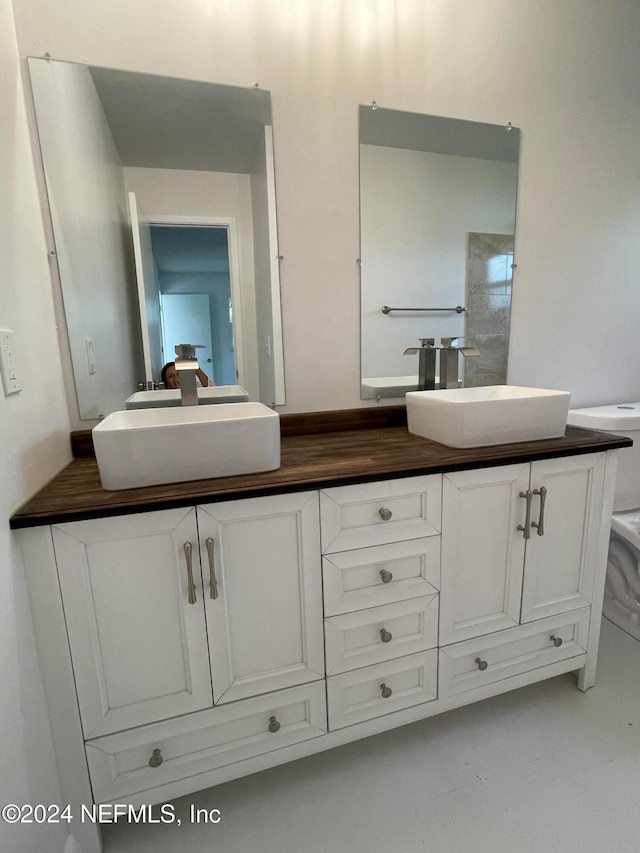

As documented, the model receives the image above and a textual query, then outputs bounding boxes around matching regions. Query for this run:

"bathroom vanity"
[11,409,630,853]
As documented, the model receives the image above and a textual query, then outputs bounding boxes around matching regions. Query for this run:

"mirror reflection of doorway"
[150,225,237,386]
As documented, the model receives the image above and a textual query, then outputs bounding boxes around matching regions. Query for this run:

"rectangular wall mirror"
[28,57,285,419]
[359,105,520,399]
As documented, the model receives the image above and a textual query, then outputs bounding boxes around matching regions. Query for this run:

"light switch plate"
[0,329,22,395]
[85,336,96,375]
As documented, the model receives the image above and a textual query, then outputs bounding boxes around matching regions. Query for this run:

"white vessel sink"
[93,402,280,490]
[125,385,249,409]
[406,385,571,448]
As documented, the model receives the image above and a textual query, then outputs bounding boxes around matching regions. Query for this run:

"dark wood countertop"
[10,407,632,529]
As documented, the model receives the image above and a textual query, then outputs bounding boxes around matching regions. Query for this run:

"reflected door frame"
[148,215,245,390]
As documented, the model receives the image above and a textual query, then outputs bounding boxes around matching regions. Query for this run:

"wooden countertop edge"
[10,421,632,530]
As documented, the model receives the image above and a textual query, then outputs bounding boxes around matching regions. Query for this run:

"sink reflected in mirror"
[361,375,420,399]
[93,402,280,490]
[406,386,570,448]
[125,385,250,409]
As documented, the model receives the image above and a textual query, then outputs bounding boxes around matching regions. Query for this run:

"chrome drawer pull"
[205,537,219,600]
[268,716,281,733]
[380,628,393,643]
[380,683,393,699]
[378,507,393,521]
[148,748,163,768]
[517,490,533,540]
[550,635,563,647]
[475,657,488,671]
[183,542,197,605]
[380,569,393,584]
[532,486,547,536]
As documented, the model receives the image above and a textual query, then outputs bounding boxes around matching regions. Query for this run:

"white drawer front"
[439,608,590,698]
[325,594,439,675]
[320,476,441,554]
[327,650,437,730]
[323,537,440,616]
[86,682,327,803]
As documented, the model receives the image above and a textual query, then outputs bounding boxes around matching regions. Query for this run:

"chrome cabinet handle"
[380,683,393,698]
[550,635,563,647]
[380,628,393,643]
[205,537,218,600]
[183,542,197,604]
[148,748,163,768]
[517,490,533,540]
[268,716,281,733]
[378,507,393,521]
[380,569,393,584]
[532,486,547,536]
[475,657,488,671]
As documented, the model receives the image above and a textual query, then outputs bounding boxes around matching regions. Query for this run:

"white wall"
[360,145,517,379]
[12,0,640,412]
[1,1,73,851]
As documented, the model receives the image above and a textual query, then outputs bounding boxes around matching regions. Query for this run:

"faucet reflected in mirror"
[174,344,204,406]
[403,339,437,390]
[439,338,480,390]
[404,338,480,391]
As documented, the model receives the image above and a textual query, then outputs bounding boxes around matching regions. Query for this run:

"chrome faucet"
[174,343,204,406]
[404,338,437,391]
[439,337,480,389]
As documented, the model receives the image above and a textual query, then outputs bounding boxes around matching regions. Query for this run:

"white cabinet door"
[441,454,607,648]
[520,453,605,622]
[440,464,529,645]
[197,492,325,704]
[53,509,213,738]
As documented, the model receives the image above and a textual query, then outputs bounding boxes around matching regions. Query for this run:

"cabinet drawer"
[327,650,437,730]
[325,594,439,675]
[323,537,440,616]
[439,608,590,698]
[86,682,327,803]
[320,476,441,554]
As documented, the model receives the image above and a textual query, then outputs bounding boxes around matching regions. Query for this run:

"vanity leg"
[18,528,103,853]
[577,450,619,692]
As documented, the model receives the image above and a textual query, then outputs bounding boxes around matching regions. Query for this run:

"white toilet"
[567,402,640,640]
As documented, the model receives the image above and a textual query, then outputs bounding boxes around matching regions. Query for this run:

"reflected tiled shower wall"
[463,233,514,387]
